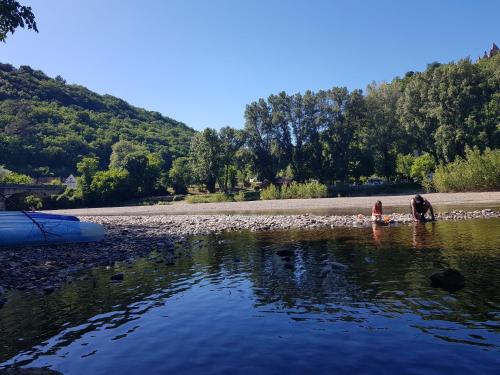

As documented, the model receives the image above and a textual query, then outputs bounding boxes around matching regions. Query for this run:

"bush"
[433,148,500,192]
[410,153,435,182]
[0,172,33,184]
[90,169,131,204]
[260,184,280,200]
[24,195,43,210]
[234,191,260,201]
[186,192,233,204]
[261,181,328,200]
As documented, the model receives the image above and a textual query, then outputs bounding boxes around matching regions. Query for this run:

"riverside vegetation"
[0,50,499,209]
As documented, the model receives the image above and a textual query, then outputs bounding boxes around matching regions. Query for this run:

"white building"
[64,174,78,189]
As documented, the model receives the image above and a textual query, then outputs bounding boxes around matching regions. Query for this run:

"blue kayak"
[26,212,80,221]
[0,211,105,246]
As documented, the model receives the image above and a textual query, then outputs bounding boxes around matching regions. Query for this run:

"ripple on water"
[1,219,500,374]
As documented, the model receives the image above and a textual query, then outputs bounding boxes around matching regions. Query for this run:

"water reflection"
[1,219,499,374]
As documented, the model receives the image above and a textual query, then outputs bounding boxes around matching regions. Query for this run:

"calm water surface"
[1,219,499,374]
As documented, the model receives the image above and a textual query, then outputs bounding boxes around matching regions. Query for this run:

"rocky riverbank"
[0,209,499,302]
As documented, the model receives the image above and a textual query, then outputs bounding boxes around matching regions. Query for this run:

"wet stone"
[110,273,124,281]
[430,268,465,292]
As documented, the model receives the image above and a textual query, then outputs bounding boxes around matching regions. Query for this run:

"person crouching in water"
[372,200,383,222]
[411,194,435,222]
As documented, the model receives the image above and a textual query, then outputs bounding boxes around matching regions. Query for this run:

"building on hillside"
[477,43,498,62]
[64,174,78,189]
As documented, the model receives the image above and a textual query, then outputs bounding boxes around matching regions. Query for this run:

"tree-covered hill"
[0,63,195,176]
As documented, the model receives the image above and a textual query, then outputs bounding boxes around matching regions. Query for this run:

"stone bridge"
[0,184,65,210]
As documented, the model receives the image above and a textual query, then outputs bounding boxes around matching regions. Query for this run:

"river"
[1,219,499,374]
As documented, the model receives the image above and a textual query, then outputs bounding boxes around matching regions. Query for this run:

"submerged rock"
[430,268,465,292]
[276,249,294,257]
[110,273,124,281]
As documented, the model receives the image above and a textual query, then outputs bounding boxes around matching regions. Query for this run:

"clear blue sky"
[2,0,499,130]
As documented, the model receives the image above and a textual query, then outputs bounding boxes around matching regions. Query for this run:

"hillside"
[0,63,195,177]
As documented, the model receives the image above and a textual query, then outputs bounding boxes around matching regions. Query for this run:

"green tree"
[76,156,99,200]
[244,99,275,181]
[0,0,38,42]
[364,81,403,178]
[396,153,415,181]
[321,87,366,182]
[109,140,147,169]
[122,151,161,196]
[190,128,223,192]
[168,157,192,194]
[410,153,435,182]
[219,126,245,191]
[89,168,130,204]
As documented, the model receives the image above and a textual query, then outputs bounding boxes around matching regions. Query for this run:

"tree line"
[173,55,499,193]
[1,53,498,207]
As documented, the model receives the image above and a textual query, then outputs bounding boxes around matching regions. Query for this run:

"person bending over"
[411,194,435,222]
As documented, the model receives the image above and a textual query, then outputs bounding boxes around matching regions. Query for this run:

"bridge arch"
[0,184,65,210]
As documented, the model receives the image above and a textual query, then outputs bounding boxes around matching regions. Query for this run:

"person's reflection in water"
[412,221,436,249]
[372,223,382,246]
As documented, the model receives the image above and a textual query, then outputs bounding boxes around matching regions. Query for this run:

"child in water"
[372,200,383,222]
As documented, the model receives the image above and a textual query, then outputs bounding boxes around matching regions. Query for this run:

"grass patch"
[186,192,234,204]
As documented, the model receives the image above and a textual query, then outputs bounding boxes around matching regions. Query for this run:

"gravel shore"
[42,192,500,216]
[1,209,499,302]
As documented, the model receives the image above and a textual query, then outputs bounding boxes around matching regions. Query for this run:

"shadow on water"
[0,219,499,374]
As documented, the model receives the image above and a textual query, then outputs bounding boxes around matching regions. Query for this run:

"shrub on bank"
[234,191,260,201]
[186,192,233,204]
[261,181,328,200]
[433,148,500,192]
[260,184,280,200]
[0,172,33,184]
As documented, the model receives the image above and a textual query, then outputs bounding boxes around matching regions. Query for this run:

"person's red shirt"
[372,205,383,216]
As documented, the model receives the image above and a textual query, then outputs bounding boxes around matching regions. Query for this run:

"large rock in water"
[430,268,465,292]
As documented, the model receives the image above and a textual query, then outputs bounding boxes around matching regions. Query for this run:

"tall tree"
[219,126,245,191]
[190,128,223,192]
[244,99,275,180]
[320,87,366,182]
[364,81,403,178]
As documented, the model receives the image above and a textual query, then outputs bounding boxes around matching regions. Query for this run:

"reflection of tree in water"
[1,220,499,364]
[0,250,202,365]
[247,239,361,312]
[235,225,500,346]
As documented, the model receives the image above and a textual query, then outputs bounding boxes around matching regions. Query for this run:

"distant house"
[477,42,498,62]
[64,174,78,189]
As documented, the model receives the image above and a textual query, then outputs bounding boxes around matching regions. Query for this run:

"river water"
[1,219,499,374]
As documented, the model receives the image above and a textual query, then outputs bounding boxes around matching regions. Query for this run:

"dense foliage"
[240,56,499,185]
[260,182,328,200]
[433,148,500,192]
[172,54,499,197]
[1,50,499,208]
[0,63,195,177]
[0,169,32,184]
